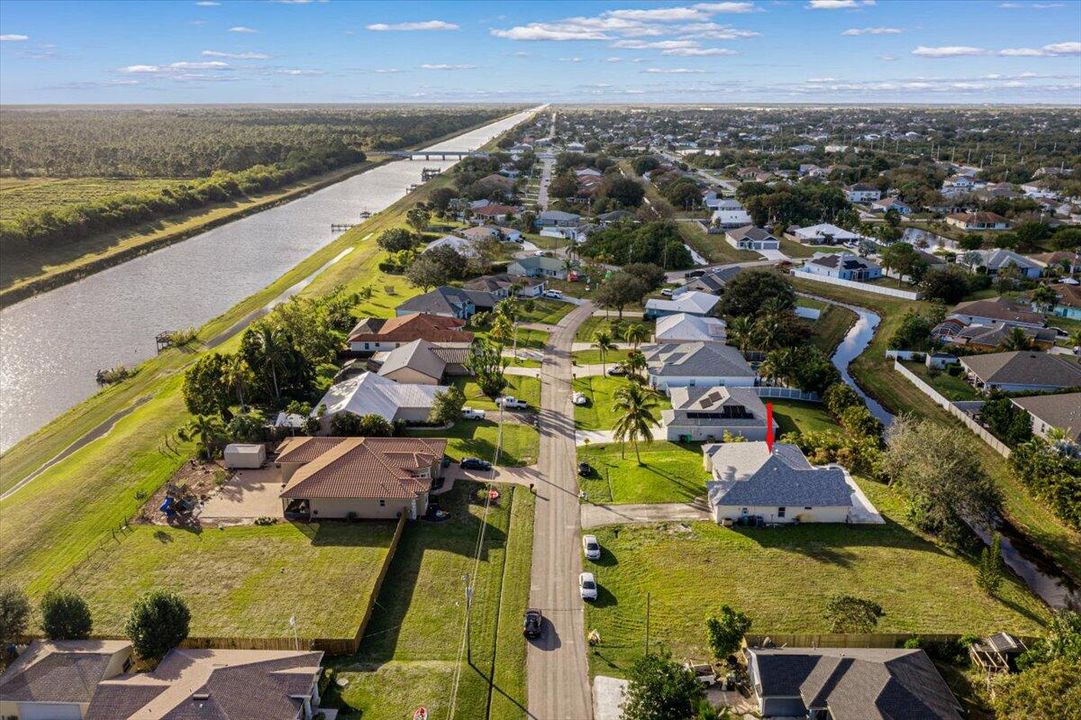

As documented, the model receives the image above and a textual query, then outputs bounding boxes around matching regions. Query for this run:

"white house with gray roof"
[1011,392,1081,446]
[642,341,756,392]
[961,351,1081,394]
[644,290,720,319]
[654,313,727,343]
[702,442,867,525]
[662,386,774,442]
[725,225,780,251]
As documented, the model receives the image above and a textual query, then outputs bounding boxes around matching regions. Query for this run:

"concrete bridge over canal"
[387,149,490,160]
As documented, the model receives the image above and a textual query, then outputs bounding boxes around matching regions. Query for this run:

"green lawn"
[808,304,859,356]
[472,327,550,352]
[577,441,709,505]
[780,238,841,259]
[899,360,980,401]
[516,298,574,325]
[583,478,1049,677]
[405,420,539,467]
[64,521,397,638]
[789,277,1081,582]
[330,482,535,720]
[572,348,632,366]
[453,376,541,411]
[676,220,761,264]
[769,399,838,437]
[572,376,671,431]
[574,317,654,343]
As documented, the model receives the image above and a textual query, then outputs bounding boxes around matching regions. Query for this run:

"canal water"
[815,292,1080,609]
[0,108,540,451]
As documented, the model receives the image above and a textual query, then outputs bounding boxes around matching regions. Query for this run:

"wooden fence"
[893,360,1012,458]
[744,632,1038,649]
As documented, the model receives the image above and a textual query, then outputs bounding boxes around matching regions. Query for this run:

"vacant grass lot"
[572,348,632,367]
[574,317,654,344]
[578,441,708,505]
[0,177,188,218]
[516,298,575,325]
[405,420,539,467]
[331,482,534,720]
[789,278,1081,582]
[64,520,396,638]
[572,376,671,431]
[677,220,762,265]
[583,478,1049,677]
[453,376,541,411]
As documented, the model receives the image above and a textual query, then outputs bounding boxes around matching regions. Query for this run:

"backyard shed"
[224,443,266,469]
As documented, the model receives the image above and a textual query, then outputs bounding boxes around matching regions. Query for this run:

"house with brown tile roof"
[946,211,1010,231]
[0,640,325,720]
[347,313,472,353]
[277,436,447,520]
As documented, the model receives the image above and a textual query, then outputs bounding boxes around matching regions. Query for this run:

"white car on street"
[495,396,528,409]
[543,289,563,299]
[579,572,598,601]
[461,407,486,420]
[583,535,601,560]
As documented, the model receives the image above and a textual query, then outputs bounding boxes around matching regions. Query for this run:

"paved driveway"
[581,502,710,529]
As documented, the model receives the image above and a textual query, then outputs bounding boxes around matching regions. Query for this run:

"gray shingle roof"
[961,351,1081,388]
[0,640,130,704]
[643,342,754,378]
[747,647,962,720]
[1011,392,1081,442]
[396,286,497,316]
[708,453,852,507]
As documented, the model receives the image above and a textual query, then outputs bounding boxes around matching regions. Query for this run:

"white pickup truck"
[495,396,528,409]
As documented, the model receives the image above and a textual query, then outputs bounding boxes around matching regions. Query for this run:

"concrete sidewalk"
[581,502,709,528]
[576,429,615,445]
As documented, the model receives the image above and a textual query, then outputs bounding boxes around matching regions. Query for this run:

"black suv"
[523,609,543,639]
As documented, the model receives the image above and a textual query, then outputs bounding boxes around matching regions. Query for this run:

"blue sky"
[1,0,1079,104]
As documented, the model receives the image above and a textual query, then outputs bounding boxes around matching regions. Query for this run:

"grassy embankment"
[0,113,541,632]
[0,160,383,304]
[789,276,1081,582]
[330,482,535,720]
[808,304,859,355]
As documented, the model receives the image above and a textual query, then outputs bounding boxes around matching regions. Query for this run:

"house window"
[777,507,786,518]
[805,507,812,510]
[364,343,370,350]
[379,499,386,507]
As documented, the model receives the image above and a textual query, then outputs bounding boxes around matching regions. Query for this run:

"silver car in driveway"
[582,534,601,561]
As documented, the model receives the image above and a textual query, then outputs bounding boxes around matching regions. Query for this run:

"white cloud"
[912,45,990,57]
[644,67,706,73]
[1001,41,1081,56]
[606,56,623,62]
[119,64,162,73]
[0,34,29,41]
[374,68,401,73]
[842,26,902,35]
[612,39,699,49]
[169,60,229,69]
[999,2,1064,7]
[692,2,758,12]
[607,7,709,21]
[806,0,875,8]
[279,68,324,75]
[420,63,477,70]
[491,23,612,41]
[806,76,838,82]
[366,20,460,31]
[879,54,898,61]
[195,1,220,5]
[662,47,738,55]
[228,26,258,33]
[678,22,760,38]
[202,50,270,59]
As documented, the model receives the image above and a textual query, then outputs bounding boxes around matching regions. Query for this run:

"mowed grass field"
[62,521,397,638]
[0,176,189,219]
[574,317,653,344]
[331,481,535,720]
[770,398,838,437]
[808,304,859,355]
[578,441,708,505]
[405,420,539,467]
[583,478,1050,677]
[572,376,671,431]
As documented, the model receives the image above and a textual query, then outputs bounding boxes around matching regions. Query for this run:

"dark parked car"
[685,269,706,279]
[460,457,492,471]
[578,462,592,476]
[523,608,543,639]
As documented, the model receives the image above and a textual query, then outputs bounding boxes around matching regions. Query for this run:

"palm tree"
[612,382,660,464]
[1031,284,1057,312]
[728,315,756,353]
[623,323,649,351]
[623,349,647,382]
[593,330,615,375]
[754,317,785,352]
[254,326,289,404]
[1000,327,1032,351]
[223,354,253,409]
[490,312,514,352]
[178,415,226,460]
[1071,329,1081,350]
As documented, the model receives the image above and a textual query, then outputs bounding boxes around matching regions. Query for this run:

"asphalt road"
[527,301,595,720]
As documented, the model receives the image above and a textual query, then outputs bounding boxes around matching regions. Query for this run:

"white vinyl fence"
[893,360,1012,457]
[791,269,921,300]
